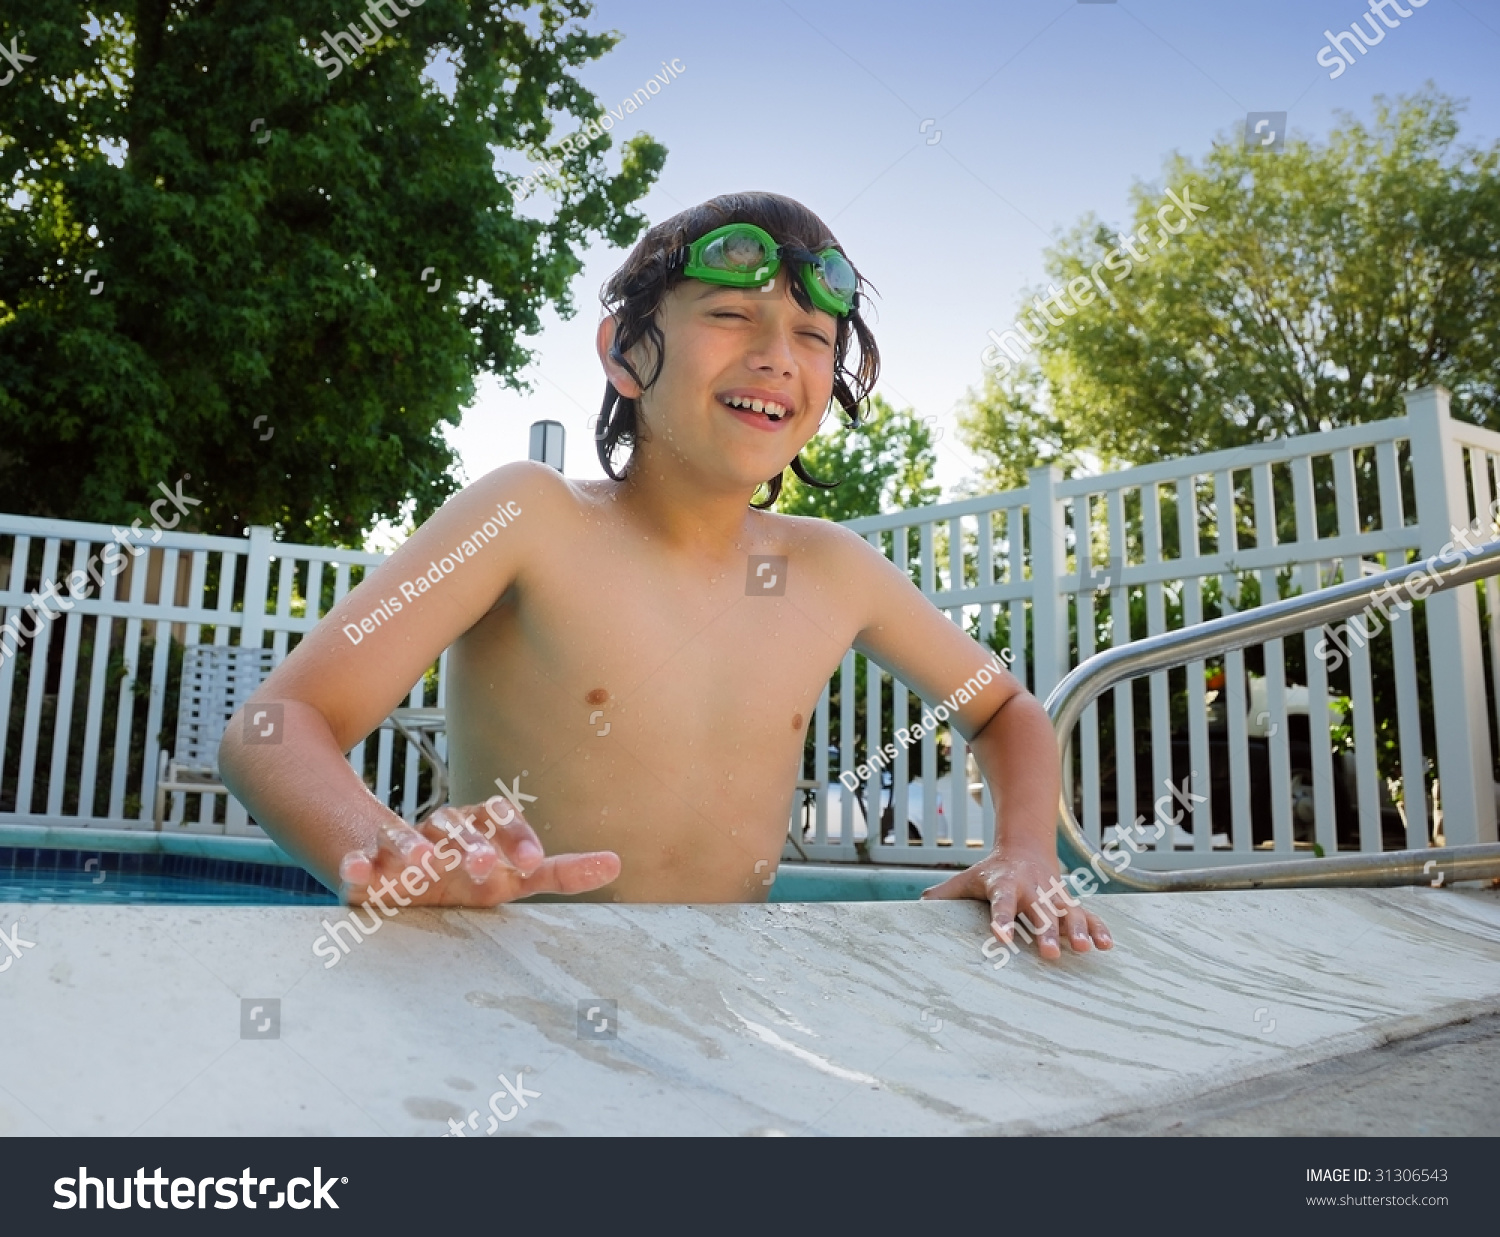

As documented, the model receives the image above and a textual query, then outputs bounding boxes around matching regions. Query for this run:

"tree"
[958,87,1500,475]
[0,1,664,544]
[957,88,1500,806]
[953,362,1083,496]
[775,394,939,522]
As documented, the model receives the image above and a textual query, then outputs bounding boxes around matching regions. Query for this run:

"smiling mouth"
[719,394,792,422]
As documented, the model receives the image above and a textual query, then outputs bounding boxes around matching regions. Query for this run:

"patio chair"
[382,707,449,822]
[154,644,277,829]
[154,644,451,830]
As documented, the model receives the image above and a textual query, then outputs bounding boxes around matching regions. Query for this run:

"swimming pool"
[0,840,947,905]
[0,846,338,906]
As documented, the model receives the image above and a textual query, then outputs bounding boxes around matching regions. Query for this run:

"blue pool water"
[0,845,946,905]
[768,865,946,902]
[0,847,339,906]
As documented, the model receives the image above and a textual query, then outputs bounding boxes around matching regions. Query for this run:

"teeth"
[724,395,789,418]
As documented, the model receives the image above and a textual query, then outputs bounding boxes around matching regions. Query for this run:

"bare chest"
[445,528,853,795]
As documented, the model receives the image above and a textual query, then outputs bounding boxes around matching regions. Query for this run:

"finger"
[1026,900,1061,959]
[1085,910,1113,950]
[987,885,1018,945]
[338,848,377,905]
[375,816,436,872]
[423,806,499,881]
[515,851,622,898]
[339,847,374,890]
[1064,907,1093,952]
[919,867,982,901]
[472,795,545,875]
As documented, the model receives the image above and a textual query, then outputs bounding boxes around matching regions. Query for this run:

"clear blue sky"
[446,0,1500,497]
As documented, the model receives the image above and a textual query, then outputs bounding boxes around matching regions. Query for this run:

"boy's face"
[612,271,840,493]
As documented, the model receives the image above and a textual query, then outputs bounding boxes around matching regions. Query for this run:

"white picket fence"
[0,524,443,835]
[802,385,1500,867]
[2,385,1497,869]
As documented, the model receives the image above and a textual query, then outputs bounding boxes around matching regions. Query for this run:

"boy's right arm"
[217,462,620,903]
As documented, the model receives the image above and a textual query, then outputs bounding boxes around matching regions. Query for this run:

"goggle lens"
[683,224,857,316]
[705,229,772,272]
[814,250,858,304]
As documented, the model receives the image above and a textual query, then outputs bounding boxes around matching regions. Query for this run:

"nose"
[744,305,797,377]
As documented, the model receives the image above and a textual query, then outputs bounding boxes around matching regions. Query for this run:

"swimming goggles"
[680,222,859,318]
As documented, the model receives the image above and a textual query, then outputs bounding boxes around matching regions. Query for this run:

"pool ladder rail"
[1044,538,1500,891]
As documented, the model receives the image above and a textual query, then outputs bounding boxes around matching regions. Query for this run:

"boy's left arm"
[832,527,1112,958]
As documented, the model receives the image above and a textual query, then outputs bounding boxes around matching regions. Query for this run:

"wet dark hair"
[596,192,881,508]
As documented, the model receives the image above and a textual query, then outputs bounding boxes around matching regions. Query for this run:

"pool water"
[768,864,946,902]
[0,846,947,905]
[0,847,338,906]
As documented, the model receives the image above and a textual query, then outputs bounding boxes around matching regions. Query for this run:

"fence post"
[225,525,275,834]
[1027,466,1068,701]
[1405,385,1498,845]
[239,526,274,650]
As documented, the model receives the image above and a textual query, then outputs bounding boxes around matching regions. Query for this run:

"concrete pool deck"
[2,886,1498,1136]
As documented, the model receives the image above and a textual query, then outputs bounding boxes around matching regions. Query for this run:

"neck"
[613,449,768,554]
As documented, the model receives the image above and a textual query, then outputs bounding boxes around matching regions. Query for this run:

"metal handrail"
[1044,538,1500,890]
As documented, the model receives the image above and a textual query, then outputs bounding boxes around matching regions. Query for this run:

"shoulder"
[453,461,626,532]
[463,459,581,516]
[758,511,896,585]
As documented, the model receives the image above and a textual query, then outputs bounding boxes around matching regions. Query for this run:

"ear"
[597,316,643,399]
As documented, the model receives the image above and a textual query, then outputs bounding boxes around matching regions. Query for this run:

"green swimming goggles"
[680,223,859,318]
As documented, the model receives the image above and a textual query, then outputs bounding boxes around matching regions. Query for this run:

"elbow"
[977,684,1040,736]
[217,699,282,796]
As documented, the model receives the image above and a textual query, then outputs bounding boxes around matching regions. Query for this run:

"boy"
[219,192,1111,960]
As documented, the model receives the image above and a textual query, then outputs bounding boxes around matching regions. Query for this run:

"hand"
[337,799,620,907]
[920,846,1111,959]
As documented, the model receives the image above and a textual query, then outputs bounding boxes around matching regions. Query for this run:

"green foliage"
[956,362,1084,496]
[954,88,1500,804]
[0,1,664,545]
[775,394,940,522]
[959,87,1500,474]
